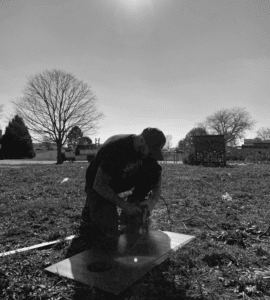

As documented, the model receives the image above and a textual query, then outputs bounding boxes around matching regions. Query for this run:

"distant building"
[243,139,255,144]
[242,139,270,149]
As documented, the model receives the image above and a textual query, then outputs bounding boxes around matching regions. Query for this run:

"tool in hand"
[140,203,150,234]
[120,196,150,235]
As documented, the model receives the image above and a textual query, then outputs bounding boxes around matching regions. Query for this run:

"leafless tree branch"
[256,127,270,141]
[205,107,255,145]
[13,69,104,164]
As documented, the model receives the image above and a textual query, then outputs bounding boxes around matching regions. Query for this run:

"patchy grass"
[1,163,270,299]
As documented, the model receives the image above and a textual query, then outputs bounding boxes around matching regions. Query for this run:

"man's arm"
[93,167,141,215]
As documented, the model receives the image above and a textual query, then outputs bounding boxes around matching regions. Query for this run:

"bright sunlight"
[117,0,153,14]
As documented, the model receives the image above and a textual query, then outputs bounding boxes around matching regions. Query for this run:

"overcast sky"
[0,0,270,146]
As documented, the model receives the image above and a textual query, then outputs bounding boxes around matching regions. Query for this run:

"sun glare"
[112,0,156,43]
[118,0,152,13]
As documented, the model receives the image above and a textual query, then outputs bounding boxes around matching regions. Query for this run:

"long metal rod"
[0,235,76,257]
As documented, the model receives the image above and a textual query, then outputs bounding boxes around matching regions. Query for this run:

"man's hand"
[122,202,141,216]
[140,198,156,212]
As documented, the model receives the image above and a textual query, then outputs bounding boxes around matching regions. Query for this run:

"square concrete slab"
[45,230,194,295]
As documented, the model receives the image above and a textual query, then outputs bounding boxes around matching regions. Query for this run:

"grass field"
[1,163,270,299]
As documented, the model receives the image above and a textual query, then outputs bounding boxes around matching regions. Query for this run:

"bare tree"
[13,69,104,164]
[204,107,255,146]
[165,134,173,150]
[256,127,270,141]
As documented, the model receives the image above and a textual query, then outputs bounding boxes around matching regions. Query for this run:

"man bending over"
[80,127,166,239]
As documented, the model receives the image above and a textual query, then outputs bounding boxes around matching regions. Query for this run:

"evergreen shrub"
[0,115,35,159]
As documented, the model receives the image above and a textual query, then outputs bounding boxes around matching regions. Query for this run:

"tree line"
[0,69,269,164]
[0,69,103,163]
[168,108,269,152]
[0,116,96,161]
[174,107,270,165]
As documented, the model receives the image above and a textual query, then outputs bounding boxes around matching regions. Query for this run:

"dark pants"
[80,158,161,238]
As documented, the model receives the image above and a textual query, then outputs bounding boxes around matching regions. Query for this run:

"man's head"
[141,128,166,161]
